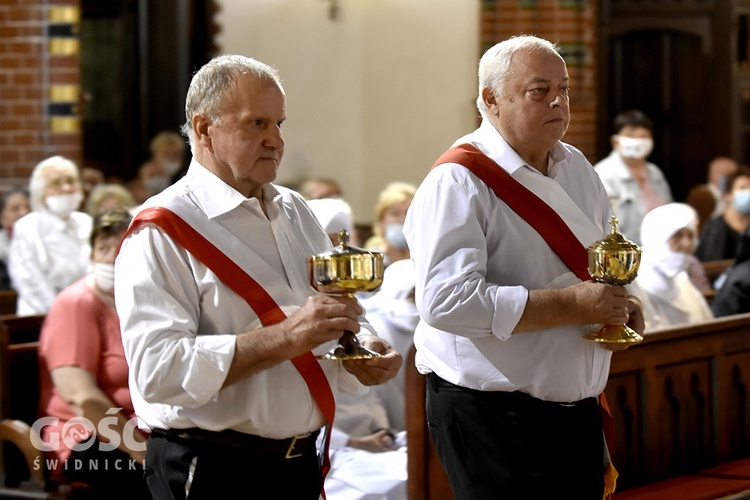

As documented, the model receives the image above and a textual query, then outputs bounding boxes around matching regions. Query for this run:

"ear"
[481,87,498,111]
[192,114,212,147]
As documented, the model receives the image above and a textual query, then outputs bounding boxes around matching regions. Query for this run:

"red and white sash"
[125,206,336,491]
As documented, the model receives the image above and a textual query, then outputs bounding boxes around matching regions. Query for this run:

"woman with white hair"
[8,156,92,315]
[631,203,713,331]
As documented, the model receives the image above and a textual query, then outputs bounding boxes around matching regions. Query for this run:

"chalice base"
[316,331,382,360]
[583,324,643,344]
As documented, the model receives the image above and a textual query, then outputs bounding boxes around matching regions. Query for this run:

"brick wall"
[0,1,597,187]
[480,0,598,160]
[0,0,82,188]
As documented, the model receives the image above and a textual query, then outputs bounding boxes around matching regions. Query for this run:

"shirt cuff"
[182,334,236,405]
[492,285,528,341]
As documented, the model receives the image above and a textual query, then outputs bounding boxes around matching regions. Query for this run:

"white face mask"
[162,161,181,177]
[615,136,654,160]
[653,248,691,279]
[93,262,115,293]
[45,192,82,218]
[385,223,408,249]
[146,176,170,194]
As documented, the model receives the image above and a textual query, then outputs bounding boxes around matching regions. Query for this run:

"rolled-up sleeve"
[404,165,526,341]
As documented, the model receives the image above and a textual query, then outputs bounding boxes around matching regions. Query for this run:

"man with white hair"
[8,155,91,314]
[404,35,645,499]
[115,54,401,499]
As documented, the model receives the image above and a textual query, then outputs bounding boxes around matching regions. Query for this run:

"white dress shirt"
[404,119,614,403]
[8,210,92,315]
[115,160,368,439]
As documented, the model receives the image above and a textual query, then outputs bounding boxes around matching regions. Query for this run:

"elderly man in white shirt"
[404,35,645,500]
[9,156,91,315]
[115,55,401,500]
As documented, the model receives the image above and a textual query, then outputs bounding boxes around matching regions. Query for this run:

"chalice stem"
[317,328,382,361]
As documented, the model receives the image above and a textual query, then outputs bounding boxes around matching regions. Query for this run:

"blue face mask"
[385,223,408,249]
[733,189,750,214]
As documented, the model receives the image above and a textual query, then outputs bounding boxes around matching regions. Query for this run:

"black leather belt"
[151,427,320,459]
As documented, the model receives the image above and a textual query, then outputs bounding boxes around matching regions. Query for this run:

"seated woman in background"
[9,156,92,315]
[0,188,30,290]
[38,209,150,499]
[364,182,416,267]
[630,203,714,331]
[695,167,750,262]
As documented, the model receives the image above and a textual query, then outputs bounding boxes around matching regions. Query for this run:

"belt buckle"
[285,432,311,459]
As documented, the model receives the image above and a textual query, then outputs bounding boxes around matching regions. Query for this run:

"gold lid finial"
[609,215,619,234]
[338,229,350,247]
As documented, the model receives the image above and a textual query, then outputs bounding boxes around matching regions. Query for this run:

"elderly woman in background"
[8,156,92,315]
[365,181,416,267]
[38,209,150,498]
[630,203,714,331]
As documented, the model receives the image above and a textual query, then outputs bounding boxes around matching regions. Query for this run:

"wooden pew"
[702,259,735,284]
[405,313,750,499]
[405,346,453,500]
[607,313,750,494]
[0,314,74,498]
[0,291,17,316]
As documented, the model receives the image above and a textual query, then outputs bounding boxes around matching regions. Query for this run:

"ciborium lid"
[586,216,642,285]
[587,216,642,255]
[307,229,384,295]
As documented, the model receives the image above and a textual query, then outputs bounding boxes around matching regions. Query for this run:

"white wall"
[217,0,479,224]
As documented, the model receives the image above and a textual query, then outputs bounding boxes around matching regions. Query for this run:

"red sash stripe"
[433,143,591,281]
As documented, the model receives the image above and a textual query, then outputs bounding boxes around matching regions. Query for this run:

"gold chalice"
[308,229,385,360]
[583,216,643,344]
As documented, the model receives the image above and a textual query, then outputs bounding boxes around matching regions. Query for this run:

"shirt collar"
[468,119,571,177]
[184,159,283,219]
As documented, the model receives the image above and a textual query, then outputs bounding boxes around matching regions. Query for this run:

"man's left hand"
[601,295,646,352]
[343,335,402,386]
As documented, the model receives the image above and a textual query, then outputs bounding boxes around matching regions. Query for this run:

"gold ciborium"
[583,216,643,344]
[307,229,384,360]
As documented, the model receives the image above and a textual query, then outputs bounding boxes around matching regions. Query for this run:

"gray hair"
[476,35,562,116]
[181,54,284,149]
[28,156,79,212]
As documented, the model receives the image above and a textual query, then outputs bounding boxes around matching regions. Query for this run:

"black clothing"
[425,373,605,500]
[695,215,741,262]
[712,229,750,316]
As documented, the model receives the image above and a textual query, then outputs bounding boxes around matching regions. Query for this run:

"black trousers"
[426,373,605,500]
[144,431,322,500]
[62,445,151,500]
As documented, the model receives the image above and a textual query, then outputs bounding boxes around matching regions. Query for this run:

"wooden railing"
[405,313,750,498]
[605,313,750,489]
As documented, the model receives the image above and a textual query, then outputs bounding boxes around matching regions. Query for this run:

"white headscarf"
[637,203,697,298]
[306,198,354,240]
[634,203,714,330]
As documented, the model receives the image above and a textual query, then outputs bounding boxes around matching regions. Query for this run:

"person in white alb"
[115,55,402,500]
[8,156,92,315]
[403,35,645,500]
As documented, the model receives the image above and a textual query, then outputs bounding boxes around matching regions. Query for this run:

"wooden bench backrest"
[0,314,46,424]
[405,313,750,497]
[0,291,17,317]
[405,345,454,500]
